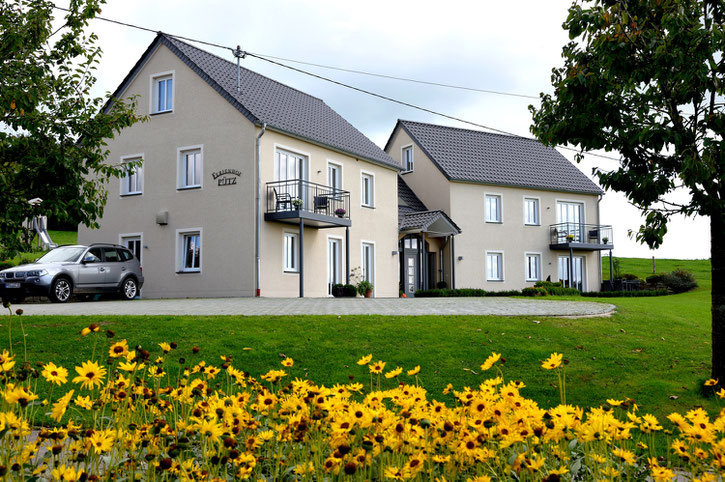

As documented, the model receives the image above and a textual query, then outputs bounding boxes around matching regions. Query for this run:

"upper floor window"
[485,194,502,223]
[361,172,375,207]
[151,72,174,114]
[178,146,203,189]
[327,162,342,191]
[121,155,143,196]
[402,145,414,172]
[524,197,540,225]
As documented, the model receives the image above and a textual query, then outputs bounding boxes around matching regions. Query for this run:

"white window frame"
[558,255,586,291]
[523,196,541,226]
[119,233,143,265]
[176,228,202,273]
[361,240,376,292]
[327,161,343,191]
[283,232,299,273]
[525,252,542,282]
[327,235,344,295]
[361,171,375,208]
[484,193,503,223]
[120,154,144,196]
[485,250,504,282]
[177,145,204,190]
[150,71,175,114]
[401,144,414,173]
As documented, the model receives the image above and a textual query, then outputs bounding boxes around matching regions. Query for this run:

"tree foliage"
[531,0,723,246]
[530,0,724,377]
[0,0,143,257]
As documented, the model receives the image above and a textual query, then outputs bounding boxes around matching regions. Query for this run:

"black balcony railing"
[266,179,350,220]
[549,223,613,247]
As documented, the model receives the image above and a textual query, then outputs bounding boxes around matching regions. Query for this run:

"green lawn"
[6,230,78,265]
[3,258,715,428]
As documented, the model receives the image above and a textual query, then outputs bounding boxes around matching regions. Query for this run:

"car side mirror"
[82,256,96,264]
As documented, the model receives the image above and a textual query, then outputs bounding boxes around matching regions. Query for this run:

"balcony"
[265,179,351,229]
[549,223,613,251]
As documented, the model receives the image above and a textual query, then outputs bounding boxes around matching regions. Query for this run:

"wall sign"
[211,169,241,186]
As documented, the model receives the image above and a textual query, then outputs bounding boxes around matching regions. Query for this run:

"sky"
[56,0,711,260]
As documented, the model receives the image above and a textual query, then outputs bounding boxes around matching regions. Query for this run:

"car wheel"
[120,277,138,300]
[49,277,73,303]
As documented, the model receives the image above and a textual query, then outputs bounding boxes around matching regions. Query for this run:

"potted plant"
[343,284,357,297]
[334,208,346,218]
[292,198,304,209]
[566,234,575,243]
[357,280,374,298]
[603,236,609,244]
[331,283,344,297]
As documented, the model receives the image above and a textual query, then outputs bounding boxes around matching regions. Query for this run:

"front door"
[402,236,420,297]
[327,238,341,295]
[558,256,585,290]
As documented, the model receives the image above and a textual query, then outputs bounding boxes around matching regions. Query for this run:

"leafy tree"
[530,0,724,377]
[0,0,143,257]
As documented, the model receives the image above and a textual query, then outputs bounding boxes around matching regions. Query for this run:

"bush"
[343,284,357,297]
[485,290,522,297]
[415,289,523,297]
[522,287,547,297]
[435,280,448,289]
[533,280,579,296]
[0,261,13,271]
[620,273,640,280]
[331,284,344,297]
[664,269,698,294]
[535,280,563,289]
[645,274,667,285]
[581,289,668,297]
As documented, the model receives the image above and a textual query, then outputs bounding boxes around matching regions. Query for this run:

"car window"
[103,247,120,262]
[37,246,85,263]
[119,249,133,262]
[83,248,103,263]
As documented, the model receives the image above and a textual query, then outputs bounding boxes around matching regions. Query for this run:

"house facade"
[78,34,400,298]
[386,120,612,295]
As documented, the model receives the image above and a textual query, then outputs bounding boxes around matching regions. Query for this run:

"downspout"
[597,193,602,291]
[255,123,267,297]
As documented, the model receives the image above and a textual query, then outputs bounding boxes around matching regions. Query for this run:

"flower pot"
[364,289,373,298]
[332,286,345,298]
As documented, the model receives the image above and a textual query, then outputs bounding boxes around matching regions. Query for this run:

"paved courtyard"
[12,297,615,317]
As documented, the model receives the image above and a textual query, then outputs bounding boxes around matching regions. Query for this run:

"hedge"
[581,289,669,297]
[415,288,522,297]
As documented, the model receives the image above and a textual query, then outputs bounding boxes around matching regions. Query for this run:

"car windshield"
[36,246,86,263]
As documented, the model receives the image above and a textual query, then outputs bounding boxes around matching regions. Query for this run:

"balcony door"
[327,238,342,295]
[557,201,583,242]
[558,256,585,291]
[275,149,308,204]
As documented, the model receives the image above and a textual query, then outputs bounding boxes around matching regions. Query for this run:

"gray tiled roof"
[145,35,398,169]
[397,176,427,215]
[399,210,461,234]
[393,120,603,194]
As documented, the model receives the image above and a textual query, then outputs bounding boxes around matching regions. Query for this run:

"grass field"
[2,256,715,430]
[7,230,78,264]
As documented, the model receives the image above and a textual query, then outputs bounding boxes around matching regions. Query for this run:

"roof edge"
[448,177,604,195]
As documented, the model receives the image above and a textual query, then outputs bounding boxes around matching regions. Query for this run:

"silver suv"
[0,244,144,303]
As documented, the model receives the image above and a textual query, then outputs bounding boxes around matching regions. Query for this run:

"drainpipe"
[255,123,267,297]
[597,193,603,291]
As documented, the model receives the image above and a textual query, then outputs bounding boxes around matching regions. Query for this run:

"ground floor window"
[525,253,541,281]
[361,242,375,285]
[178,230,201,272]
[283,233,298,272]
[121,234,142,264]
[486,251,504,281]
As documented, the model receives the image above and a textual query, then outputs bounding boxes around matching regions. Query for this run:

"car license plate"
[4,283,20,289]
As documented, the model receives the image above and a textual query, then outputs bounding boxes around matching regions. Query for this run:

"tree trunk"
[712,213,725,380]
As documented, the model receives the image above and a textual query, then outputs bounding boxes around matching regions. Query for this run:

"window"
[402,145,414,172]
[178,146,203,189]
[152,73,173,113]
[524,197,540,225]
[327,162,341,191]
[525,253,541,281]
[486,251,503,281]
[120,156,143,196]
[121,234,142,263]
[178,230,201,273]
[362,242,375,284]
[283,233,298,272]
[485,194,502,223]
[361,172,374,207]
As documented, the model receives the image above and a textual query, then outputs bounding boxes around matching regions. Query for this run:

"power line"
[51,4,622,162]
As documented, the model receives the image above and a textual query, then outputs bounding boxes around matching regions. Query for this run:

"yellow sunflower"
[541,352,563,370]
[108,340,129,358]
[72,361,107,390]
[42,362,68,385]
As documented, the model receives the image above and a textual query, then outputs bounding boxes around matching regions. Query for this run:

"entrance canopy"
[399,210,461,237]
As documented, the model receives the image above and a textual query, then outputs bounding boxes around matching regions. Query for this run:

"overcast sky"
[60,0,710,260]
